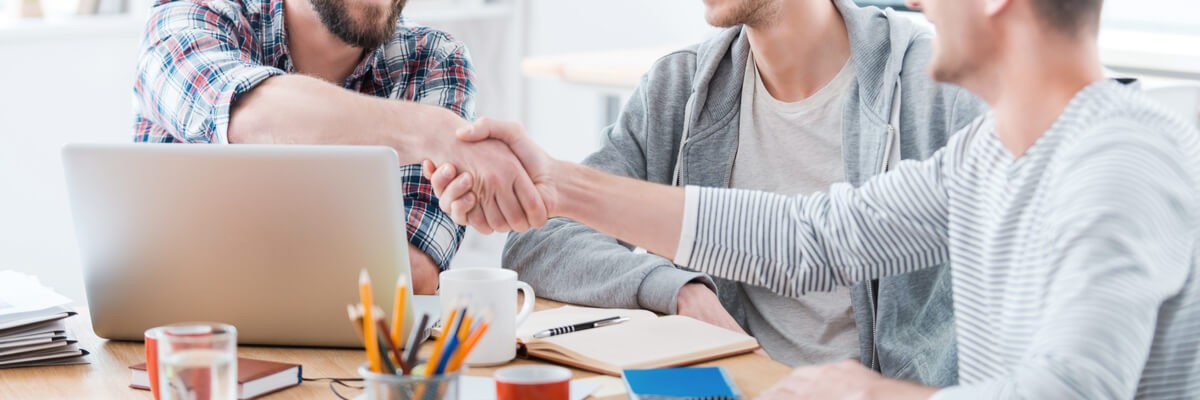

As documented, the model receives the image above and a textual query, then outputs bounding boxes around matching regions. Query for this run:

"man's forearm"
[552,161,686,259]
[227,74,461,163]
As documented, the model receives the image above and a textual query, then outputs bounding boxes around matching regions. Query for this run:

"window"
[1103,0,1200,35]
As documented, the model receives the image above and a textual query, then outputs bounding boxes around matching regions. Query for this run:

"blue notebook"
[622,367,742,400]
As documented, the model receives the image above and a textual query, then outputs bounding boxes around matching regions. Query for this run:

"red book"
[130,357,301,400]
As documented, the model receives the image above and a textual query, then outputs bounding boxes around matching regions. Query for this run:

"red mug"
[494,365,571,400]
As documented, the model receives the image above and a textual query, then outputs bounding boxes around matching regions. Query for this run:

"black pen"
[532,316,630,338]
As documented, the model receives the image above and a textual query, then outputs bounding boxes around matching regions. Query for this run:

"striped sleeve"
[674,146,955,299]
[936,122,1198,399]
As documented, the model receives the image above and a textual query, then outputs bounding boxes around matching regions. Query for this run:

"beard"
[706,0,779,28]
[310,0,407,49]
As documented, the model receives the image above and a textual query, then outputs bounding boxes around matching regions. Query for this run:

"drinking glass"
[360,365,460,400]
[157,322,238,400]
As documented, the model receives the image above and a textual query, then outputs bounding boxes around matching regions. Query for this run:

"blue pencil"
[434,306,467,374]
[435,334,461,375]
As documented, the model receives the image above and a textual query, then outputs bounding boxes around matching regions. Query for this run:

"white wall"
[521,0,713,163]
[0,27,141,304]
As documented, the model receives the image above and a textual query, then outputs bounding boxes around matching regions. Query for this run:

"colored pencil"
[430,305,467,375]
[404,314,430,374]
[346,304,364,343]
[423,307,457,376]
[457,314,472,342]
[376,313,409,373]
[391,278,407,346]
[359,269,382,373]
[447,320,489,373]
[433,306,469,374]
[434,334,460,375]
[376,332,396,374]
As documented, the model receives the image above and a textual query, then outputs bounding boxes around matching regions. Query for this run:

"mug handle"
[514,281,535,327]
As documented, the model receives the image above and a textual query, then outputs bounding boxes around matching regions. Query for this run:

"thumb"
[421,160,436,180]
[457,117,526,146]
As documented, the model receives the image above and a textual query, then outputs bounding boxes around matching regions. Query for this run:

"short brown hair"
[1032,0,1105,34]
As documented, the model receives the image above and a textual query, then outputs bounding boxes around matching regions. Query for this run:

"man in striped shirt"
[426,0,1200,398]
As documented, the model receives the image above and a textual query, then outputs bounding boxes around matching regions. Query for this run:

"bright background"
[1,0,1198,303]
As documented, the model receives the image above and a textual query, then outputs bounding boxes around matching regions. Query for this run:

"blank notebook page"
[537,315,758,368]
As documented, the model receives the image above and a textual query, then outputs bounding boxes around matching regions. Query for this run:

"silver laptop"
[62,144,426,348]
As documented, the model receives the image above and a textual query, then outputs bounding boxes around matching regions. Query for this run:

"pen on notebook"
[531,316,630,338]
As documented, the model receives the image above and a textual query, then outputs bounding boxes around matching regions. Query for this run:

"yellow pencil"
[447,320,489,373]
[391,278,407,346]
[359,269,382,373]
[424,307,457,376]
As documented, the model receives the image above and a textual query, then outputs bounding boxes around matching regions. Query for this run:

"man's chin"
[930,64,968,86]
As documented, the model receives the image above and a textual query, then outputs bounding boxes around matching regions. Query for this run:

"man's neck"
[981,32,1106,158]
[283,0,365,85]
[745,0,851,102]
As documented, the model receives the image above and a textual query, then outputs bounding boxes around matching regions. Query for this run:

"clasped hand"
[423,118,556,233]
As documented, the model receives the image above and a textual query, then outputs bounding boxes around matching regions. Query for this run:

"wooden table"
[0,300,790,399]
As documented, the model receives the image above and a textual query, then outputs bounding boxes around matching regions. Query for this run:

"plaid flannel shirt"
[132,0,472,269]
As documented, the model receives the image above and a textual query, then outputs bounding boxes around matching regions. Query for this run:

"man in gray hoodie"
[502,0,984,384]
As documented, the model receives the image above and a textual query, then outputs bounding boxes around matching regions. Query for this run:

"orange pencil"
[391,278,407,346]
[359,269,382,373]
[424,307,457,376]
[447,320,489,373]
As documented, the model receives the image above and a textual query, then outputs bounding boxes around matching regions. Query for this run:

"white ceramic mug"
[439,268,535,366]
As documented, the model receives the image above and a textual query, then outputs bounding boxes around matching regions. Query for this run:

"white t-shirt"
[729,53,860,366]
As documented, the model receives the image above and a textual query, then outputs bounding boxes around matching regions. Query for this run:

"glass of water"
[157,322,238,400]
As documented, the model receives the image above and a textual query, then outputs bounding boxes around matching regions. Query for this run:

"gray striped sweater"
[674,81,1200,398]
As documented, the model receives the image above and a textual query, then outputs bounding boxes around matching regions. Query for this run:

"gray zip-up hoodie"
[504,0,985,386]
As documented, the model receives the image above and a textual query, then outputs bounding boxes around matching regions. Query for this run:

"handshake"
[422,118,558,234]
[424,117,684,258]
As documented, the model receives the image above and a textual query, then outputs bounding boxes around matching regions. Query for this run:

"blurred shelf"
[523,47,680,90]
[0,14,144,43]
[405,2,513,22]
[1100,29,1200,79]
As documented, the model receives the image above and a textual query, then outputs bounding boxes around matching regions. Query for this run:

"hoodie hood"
[684,0,921,138]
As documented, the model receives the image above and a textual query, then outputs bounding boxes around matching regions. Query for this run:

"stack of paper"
[0,271,89,368]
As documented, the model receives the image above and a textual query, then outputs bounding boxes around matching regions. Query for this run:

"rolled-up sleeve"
[133,0,283,143]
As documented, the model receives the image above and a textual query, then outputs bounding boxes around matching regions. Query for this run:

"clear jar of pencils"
[359,365,460,400]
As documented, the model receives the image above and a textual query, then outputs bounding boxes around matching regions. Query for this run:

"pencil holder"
[359,365,460,400]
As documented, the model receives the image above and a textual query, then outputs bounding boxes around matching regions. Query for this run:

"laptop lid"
[63,144,416,348]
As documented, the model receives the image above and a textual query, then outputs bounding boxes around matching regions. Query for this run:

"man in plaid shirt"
[133,0,542,293]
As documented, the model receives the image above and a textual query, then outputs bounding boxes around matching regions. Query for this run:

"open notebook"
[516,306,760,376]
